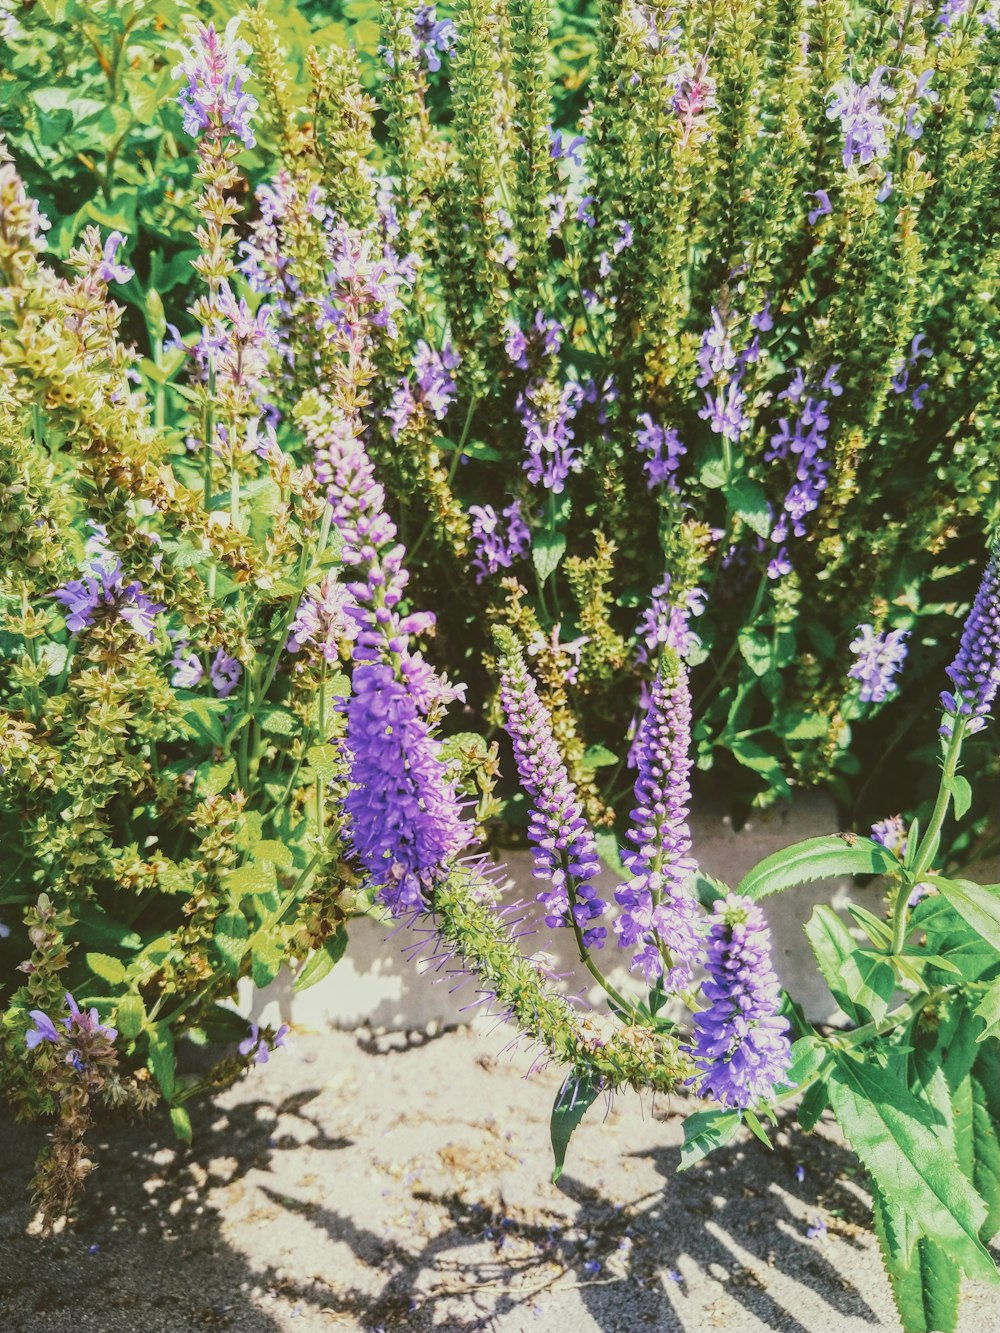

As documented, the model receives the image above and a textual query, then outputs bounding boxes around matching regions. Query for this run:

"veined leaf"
[147,1024,176,1103]
[550,1071,600,1183]
[803,906,894,1024]
[677,1108,742,1172]
[736,836,900,901]
[974,978,1000,1043]
[927,877,1000,953]
[971,1044,1000,1244]
[533,531,567,584]
[872,1188,961,1333]
[214,910,249,977]
[85,951,127,985]
[828,1052,997,1284]
[294,928,348,993]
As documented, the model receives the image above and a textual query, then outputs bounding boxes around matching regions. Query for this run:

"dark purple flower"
[848,624,909,703]
[688,897,793,1109]
[52,556,163,643]
[174,17,258,149]
[634,577,704,665]
[497,641,608,947]
[765,365,842,564]
[941,541,1000,735]
[343,664,469,913]
[550,131,586,165]
[890,333,931,411]
[615,654,702,989]
[635,414,686,490]
[209,649,242,699]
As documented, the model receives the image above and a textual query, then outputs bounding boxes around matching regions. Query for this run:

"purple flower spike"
[635,414,686,490]
[848,624,909,703]
[826,69,895,170]
[615,653,702,989]
[343,664,469,914]
[174,17,258,149]
[940,541,1000,736]
[688,896,793,1109]
[497,638,608,947]
[470,501,531,582]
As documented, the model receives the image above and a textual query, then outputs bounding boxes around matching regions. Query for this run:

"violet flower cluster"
[635,414,686,491]
[688,897,793,1109]
[941,540,1000,736]
[382,4,456,74]
[169,641,243,699]
[497,640,608,948]
[614,655,702,988]
[826,68,895,170]
[518,380,586,493]
[387,340,460,439]
[469,501,531,583]
[848,624,909,704]
[764,365,842,579]
[174,18,258,149]
[286,575,360,663]
[52,553,163,643]
[634,577,704,666]
[696,303,770,443]
[890,333,932,411]
[239,1021,290,1066]
[26,993,118,1073]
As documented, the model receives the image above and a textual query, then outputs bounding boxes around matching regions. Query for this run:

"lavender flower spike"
[495,629,608,948]
[615,651,702,988]
[689,897,793,1109]
[941,540,1000,736]
[848,624,909,703]
[174,17,258,149]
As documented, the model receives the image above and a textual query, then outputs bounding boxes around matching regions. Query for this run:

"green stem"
[565,878,637,1020]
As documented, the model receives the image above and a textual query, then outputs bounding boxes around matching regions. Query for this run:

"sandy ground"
[2,1022,999,1333]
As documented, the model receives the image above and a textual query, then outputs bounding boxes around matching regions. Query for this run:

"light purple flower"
[169,642,204,689]
[848,624,909,703]
[890,333,932,411]
[97,232,133,285]
[287,577,360,661]
[550,131,586,165]
[52,556,163,643]
[519,381,585,493]
[239,1021,290,1065]
[827,68,895,169]
[635,414,686,490]
[688,897,793,1109]
[209,649,242,699]
[806,190,832,226]
[635,577,703,665]
[173,17,258,149]
[382,4,456,73]
[469,501,531,582]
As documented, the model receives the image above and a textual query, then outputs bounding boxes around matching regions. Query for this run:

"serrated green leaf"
[550,1071,600,1182]
[532,531,566,584]
[699,449,727,488]
[198,758,235,798]
[85,951,128,985]
[582,744,618,768]
[226,862,277,897]
[873,1188,960,1333]
[147,1024,176,1102]
[678,1108,743,1171]
[169,1105,193,1145]
[797,1078,830,1132]
[974,978,1000,1042]
[214,910,249,977]
[970,1044,1000,1242]
[253,840,295,872]
[305,743,340,783]
[259,707,298,736]
[115,994,146,1039]
[927,877,1000,953]
[293,927,348,992]
[736,836,900,901]
[828,1052,997,1284]
[729,477,772,538]
[251,934,284,989]
[737,628,772,677]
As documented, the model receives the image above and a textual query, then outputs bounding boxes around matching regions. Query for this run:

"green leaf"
[828,1052,998,1283]
[251,934,284,989]
[678,1108,743,1171]
[743,1109,773,1149]
[85,951,127,985]
[782,1036,827,1092]
[214,910,249,977]
[970,1044,1000,1242]
[253,840,295,872]
[729,477,772,539]
[873,1188,961,1333]
[115,994,146,1040]
[946,774,973,822]
[698,449,727,489]
[198,758,236,798]
[550,1071,600,1183]
[147,1025,176,1102]
[594,829,625,876]
[169,1105,193,1145]
[305,743,340,783]
[927,877,1000,953]
[797,1079,830,1132]
[735,836,900,901]
[532,531,567,584]
[974,978,1000,1043]
[582,744,618,769]
[737,628,772,677]
[294,927,349,992]
[226,862,277,897]
[258,707,298,737]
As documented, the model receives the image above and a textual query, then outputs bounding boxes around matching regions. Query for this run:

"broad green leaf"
[698,449,727,489]
[804,907,894,1024]
[729,477,772,539]
[258,707,297,737]
[85,951,127,985]
[251,934,284,989]
[974,978,1000,1043]
[737,629,772,677]
[253,840,295,872]
[115,994,146,1040]
[147,1025,176,1102]
[971,1044,1000,1243]
[582,744,618,769]
[550,1071,600,1183]
[532,531,567,584]
[872,1188,960,1333]
[677,1108,742,1172]
[169,1105,193,1145]
[198,758,236,798]
[782,1036,827,1092]
[226,862,276,897]
[927,877,1000,953]
[797,1079,830,1132]
[305,743,340,783]
[294,928,349,992]
[594,829,625,876]
[828,1052,997,1284]
[736,836,900,901]
[214,910,249,977]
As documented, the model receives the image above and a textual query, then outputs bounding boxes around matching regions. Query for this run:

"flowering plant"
[1,5,999,1331]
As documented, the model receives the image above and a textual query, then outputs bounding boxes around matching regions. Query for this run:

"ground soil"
[2,1023,998,1333]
